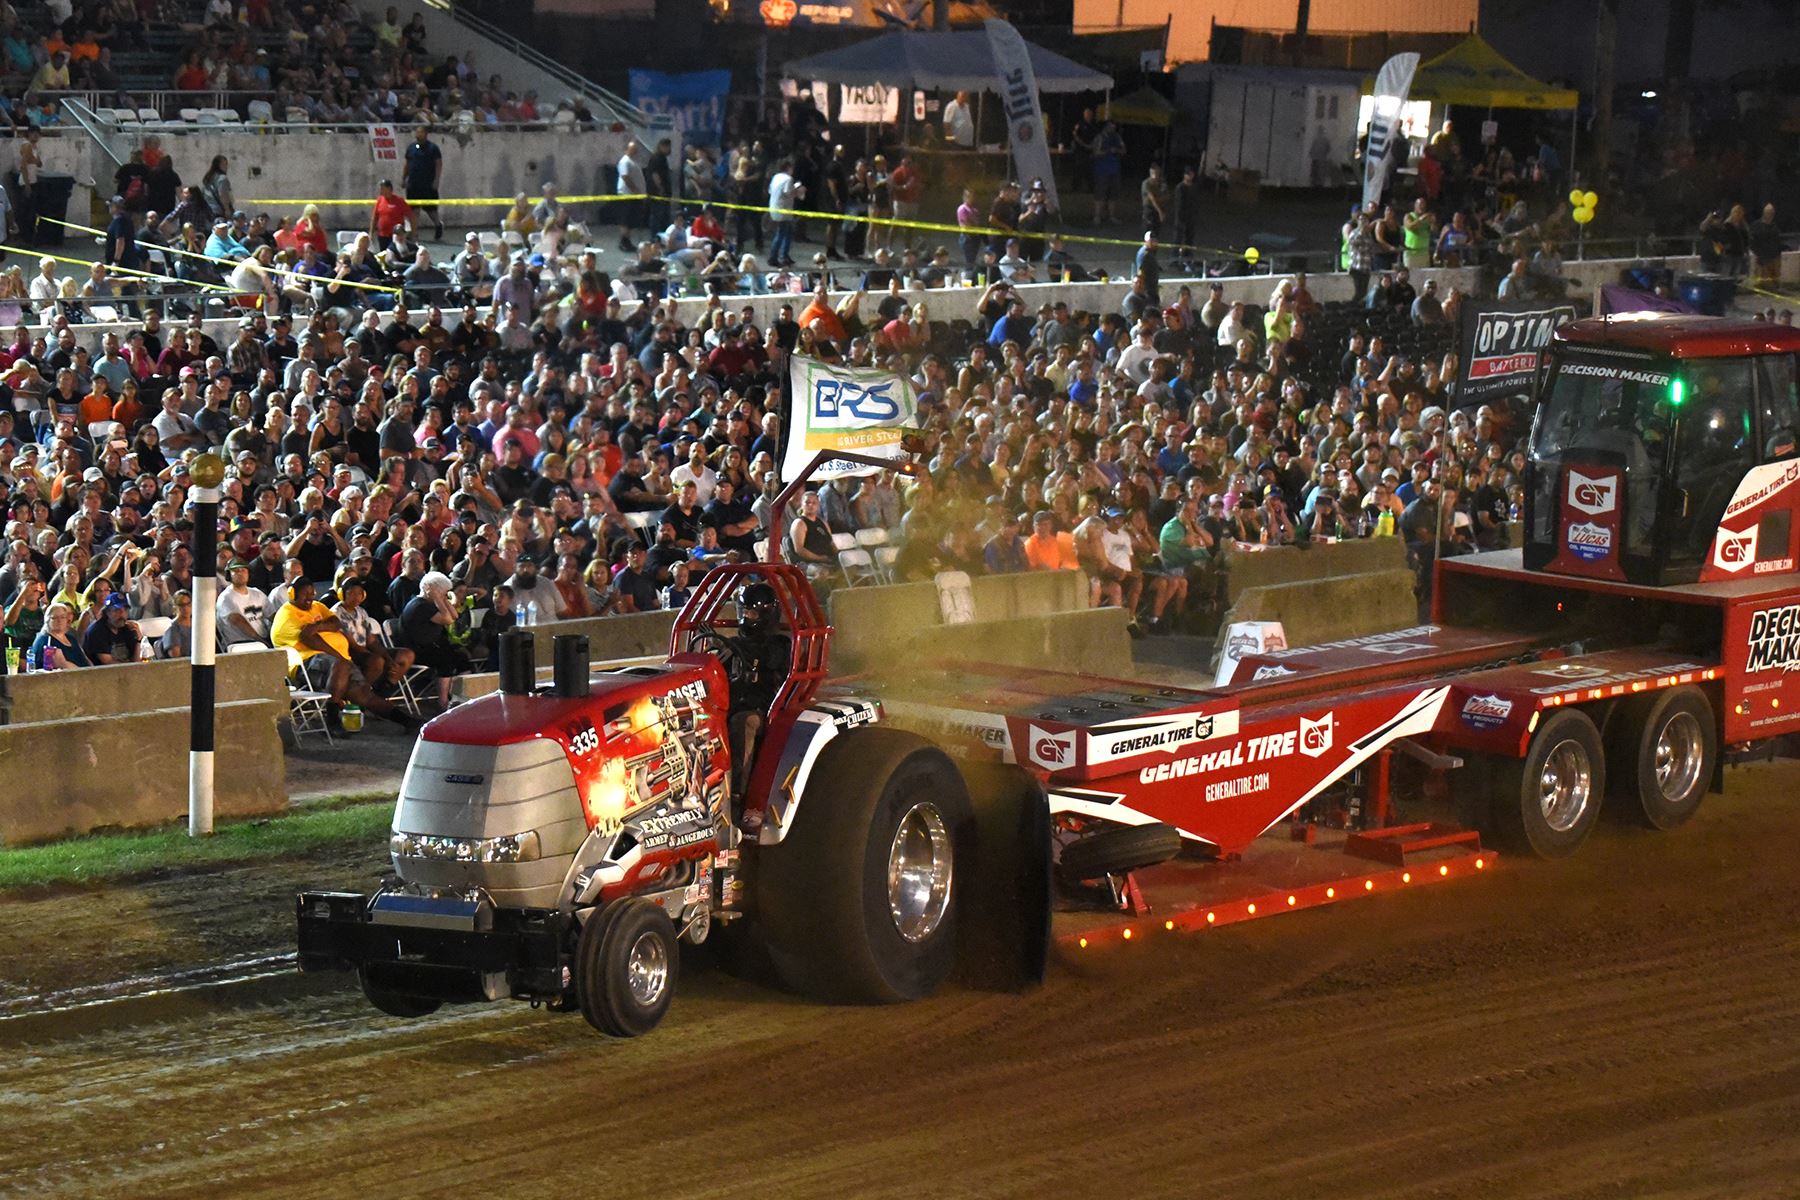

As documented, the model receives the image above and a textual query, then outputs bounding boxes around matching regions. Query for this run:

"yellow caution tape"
[37,216,401,294]
[240,191,1242,258]
[1,241,232,291]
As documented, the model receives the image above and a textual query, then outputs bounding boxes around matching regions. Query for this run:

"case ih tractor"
[301,315,1800,1034]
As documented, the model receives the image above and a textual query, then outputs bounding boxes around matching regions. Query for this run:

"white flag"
[984,19,1060,214]
[782,357,918,483]
[1362,52,1419,211]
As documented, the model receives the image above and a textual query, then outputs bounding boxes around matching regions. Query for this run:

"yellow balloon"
[1568,188,1585,206]
[1573,206,1595,225]
[1244,246,1261,264]
[1582,191,1599,209]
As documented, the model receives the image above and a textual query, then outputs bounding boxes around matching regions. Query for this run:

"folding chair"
[935,571,975,624]
[853,527,889,549]
[382,617,432,716]
[838,547,880,587]
[288,678,334,744]
[831,532,857,553]
[873,545,900,583]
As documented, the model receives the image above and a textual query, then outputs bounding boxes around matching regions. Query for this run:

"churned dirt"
[2,760,1799,1199]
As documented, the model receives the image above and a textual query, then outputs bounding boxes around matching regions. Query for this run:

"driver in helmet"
[722,580,791,795]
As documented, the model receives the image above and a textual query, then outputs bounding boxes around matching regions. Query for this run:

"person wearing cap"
[204,216,249,262]
[505,551,565,620]
[81,591,143,665]
[451,233,494,303]
[217,557,270,647]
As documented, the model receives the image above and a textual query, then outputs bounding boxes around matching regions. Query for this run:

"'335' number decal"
[566,720,600,756]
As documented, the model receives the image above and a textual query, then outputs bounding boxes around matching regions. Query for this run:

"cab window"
[1755,353,1799,460]
[1669,358,1756,565]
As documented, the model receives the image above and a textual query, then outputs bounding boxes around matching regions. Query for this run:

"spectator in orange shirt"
[370,180,413,246]
[1024,510,1080,571]
[78,377,115,429]
[797,282,847,345]
[111,380,145,430]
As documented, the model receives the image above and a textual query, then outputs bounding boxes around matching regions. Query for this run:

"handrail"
[57,96,127,168]
[428,0,660,130]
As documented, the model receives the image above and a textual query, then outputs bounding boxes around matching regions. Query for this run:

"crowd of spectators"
[0,144,1515,736]
[0,0,605,135]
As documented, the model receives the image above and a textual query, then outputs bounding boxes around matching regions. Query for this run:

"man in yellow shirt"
[272,578,416,728]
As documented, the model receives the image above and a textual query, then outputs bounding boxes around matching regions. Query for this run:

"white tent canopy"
[781,30,1112,95]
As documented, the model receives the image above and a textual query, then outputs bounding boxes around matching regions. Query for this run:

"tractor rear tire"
[1057,822,1184,884]
[757,728,971,1005]
[576,898,679,1037]
[358,967,442,1019]
[1609,686,1715,830]
[1487,708,1605,859]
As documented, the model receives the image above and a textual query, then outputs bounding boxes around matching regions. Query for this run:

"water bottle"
[524,599,539,626]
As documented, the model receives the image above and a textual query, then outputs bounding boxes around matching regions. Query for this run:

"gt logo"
[1298,714,1334,758]
[1713,526,1757,573]
[1566,470,1618,516]
[813,378,900,422]
[566,721,600,756]
[1026,725,1076,771]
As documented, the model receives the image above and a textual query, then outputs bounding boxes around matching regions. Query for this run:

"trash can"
[1676,273,1737,317]
[31,173,77,247]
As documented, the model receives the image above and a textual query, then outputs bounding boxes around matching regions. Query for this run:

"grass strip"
[0,794,395,892]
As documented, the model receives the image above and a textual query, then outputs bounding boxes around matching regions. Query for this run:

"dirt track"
[4,761,1800,1200]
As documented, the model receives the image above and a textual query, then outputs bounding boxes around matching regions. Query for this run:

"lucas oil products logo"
[1567,521,1612,561]
[1747,604,1800,674]
[1713,526,1757,574]
[1566,470,1618,517]
[1461,694,1514,730]
[1298,713,1334,758]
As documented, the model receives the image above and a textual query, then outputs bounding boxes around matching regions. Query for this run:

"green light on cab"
[1670,379,1685,406]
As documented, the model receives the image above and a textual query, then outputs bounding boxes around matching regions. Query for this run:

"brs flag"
[985,19,1060,214]
[783,357,918,482]
[1457,299,1577,405]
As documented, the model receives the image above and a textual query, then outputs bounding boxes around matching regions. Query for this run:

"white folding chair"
[382,617,431,716]
[178,108,201,123]
[830,532,857,553]
[226,641,266,653]
[285,107,310,124]
[336,230,358,248]
[137,616,173,640]
[753,539,770,563]
[479,231,501,253]
[137,107,160,123]
[873,545,900,583]
[853,527,889,548]
[288,679,334,744]
[838,547,880,587]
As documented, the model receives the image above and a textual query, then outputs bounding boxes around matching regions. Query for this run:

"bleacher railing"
[41,90,614,133]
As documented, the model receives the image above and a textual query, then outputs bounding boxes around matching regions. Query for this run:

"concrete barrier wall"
[0,698,286,846]
[828,569,1093,672]
[913,606,1132,677]
[1219,538,1410,604]
[0,648,288,725]
[1217,568,1419,666]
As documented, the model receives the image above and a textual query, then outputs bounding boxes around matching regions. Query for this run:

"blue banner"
[628,69,731,147]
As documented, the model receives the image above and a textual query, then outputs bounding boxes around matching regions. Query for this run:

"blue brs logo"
[812,378,901,422]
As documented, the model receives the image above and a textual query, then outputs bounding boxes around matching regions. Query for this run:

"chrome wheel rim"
[1538,739,1593,833]
[626,930,669,1006]
[887,801,954,943]
[1653,712,1705,802]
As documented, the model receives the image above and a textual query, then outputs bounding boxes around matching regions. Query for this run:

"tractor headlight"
[391,831,542,864]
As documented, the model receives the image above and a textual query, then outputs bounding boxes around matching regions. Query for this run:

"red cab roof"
[1555,314,1800,359]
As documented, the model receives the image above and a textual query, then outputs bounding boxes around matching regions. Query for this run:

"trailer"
[299,315,1800,1035]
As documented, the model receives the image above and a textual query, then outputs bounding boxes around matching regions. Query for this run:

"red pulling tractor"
[300,315,1800,1036]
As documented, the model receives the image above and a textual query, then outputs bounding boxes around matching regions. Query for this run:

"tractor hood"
[392,660,734,907]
